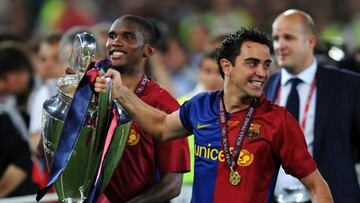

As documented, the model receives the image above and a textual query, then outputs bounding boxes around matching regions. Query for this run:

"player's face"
[227,41,271,98]
[272,16,314,74]
[106,19,147,74]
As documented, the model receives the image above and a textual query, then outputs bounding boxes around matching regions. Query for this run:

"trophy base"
[62,198,84,203]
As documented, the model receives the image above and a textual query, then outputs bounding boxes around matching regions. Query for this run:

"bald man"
[265,9,360,203]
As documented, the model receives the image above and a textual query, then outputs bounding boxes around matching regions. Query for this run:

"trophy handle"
[70,32,96,79]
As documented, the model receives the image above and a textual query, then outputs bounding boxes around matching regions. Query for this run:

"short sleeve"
[179,100,193,131]
[275,111,317,179]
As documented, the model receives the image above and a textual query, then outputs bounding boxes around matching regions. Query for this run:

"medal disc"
[229,170,241,185]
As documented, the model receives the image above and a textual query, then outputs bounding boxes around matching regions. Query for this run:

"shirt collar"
[280,58,317,86]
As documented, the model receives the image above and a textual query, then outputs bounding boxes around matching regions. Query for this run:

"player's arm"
[127,172,182,203]
[94,69,191,141]
[0,164,27,197]
[300,169,333,203]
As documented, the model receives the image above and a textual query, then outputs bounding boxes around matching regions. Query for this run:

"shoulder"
[180,91,220,116]
[318,64,360,80]
[256,96,290,123]
[260,96,287,114]
[186,91,220,107]
[317,65,360,92]
[143,79,180,113]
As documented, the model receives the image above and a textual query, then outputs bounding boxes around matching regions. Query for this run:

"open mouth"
[110,50,125,59]
[249,80,264,88]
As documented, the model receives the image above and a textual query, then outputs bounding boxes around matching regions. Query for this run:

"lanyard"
[275,76,316,131]
[218,92,257,185]
[134,74,149,96]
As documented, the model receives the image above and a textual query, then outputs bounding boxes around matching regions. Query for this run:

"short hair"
[0,44,32,77]
[118,15,159,47]
[216,28,272,78]
[41,32,62,46]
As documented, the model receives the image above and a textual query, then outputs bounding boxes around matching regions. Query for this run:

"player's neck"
[121,71,145,92]
[223,79,254,113]
[223,90,253,113]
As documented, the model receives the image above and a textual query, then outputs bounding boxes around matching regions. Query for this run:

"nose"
[256,66,268,78]
[110,36,124,48]
[274,37,286,51]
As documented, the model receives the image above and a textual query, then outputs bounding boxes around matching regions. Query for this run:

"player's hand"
[94,69,124,101]
[65,67,76,75]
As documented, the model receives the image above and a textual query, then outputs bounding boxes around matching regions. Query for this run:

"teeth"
[112,51,124,57]
[250,81,262,87]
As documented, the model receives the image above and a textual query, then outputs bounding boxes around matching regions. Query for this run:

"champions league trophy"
[40,32,131,202]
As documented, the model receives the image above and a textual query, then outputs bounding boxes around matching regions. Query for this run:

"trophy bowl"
[40,32,131,202]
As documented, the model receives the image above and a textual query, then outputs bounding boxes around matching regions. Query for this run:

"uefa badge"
[127,128,140,146]
[238,149,254,167]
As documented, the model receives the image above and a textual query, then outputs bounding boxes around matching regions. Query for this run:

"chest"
[192,113,278,164]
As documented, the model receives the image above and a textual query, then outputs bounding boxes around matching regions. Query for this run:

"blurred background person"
[90,22,111,60]
[0,43,39,197]
[179,49,223,100]
[28,33,63,157]
[152,34,198,97]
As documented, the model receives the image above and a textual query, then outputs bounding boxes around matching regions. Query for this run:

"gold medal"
[229,169,241,185]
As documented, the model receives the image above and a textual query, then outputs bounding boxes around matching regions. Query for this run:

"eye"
[284,34,295,41]
[123,32,135,40]
[264,61,272,69]
[108,32,115,40]
[246,60,258,68]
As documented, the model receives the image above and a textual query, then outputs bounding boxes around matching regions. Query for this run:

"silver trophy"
[41,32,131,202]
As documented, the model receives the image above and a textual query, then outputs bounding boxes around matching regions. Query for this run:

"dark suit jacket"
[264,64,360,203]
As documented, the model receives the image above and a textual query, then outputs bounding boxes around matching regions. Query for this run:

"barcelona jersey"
[179,91,316,203]
[105,79,190,202]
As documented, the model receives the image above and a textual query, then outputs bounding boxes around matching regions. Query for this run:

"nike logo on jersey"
[197,123,211,129]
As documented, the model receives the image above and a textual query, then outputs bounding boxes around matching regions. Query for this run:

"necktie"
[286,78,302,121]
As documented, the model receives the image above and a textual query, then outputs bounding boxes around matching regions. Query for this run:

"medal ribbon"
[275,76,316,131]
[218,92,257,172]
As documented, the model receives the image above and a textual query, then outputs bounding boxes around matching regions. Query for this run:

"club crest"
[247,123,261,139]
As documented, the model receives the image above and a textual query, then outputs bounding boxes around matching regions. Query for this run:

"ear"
[308,34,317,48]
[143,44,156,57]
[220,58,232,77]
